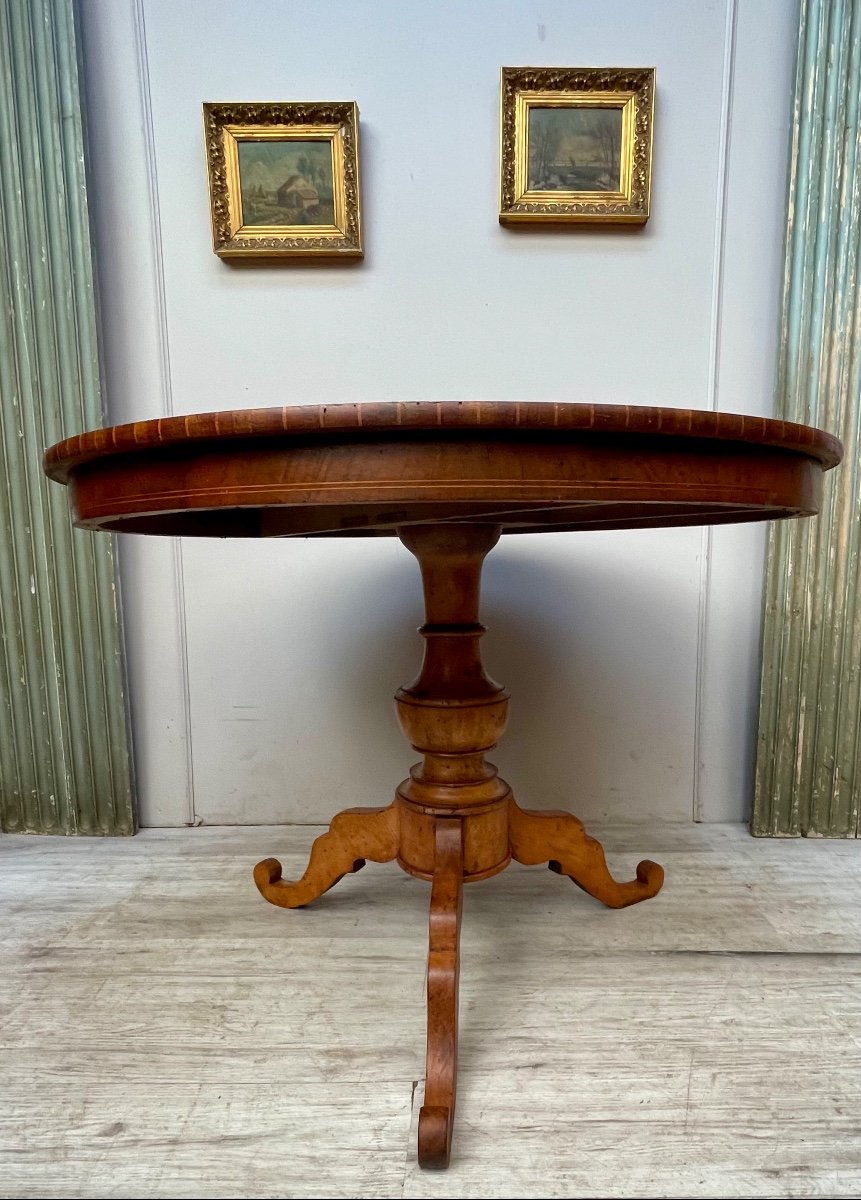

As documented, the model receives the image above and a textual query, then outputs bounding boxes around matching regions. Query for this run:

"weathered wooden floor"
[2,823,861,1198]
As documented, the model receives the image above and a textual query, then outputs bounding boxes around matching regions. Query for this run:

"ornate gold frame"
[499,68,655,225]
[203,102,362,258]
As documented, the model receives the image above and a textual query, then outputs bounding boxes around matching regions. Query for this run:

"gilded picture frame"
[203,101,362,258]
[499,67,655,225]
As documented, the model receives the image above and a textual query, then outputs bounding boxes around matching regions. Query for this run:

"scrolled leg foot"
[509,800,663,909]
[254,803,399,909]
[418,819,463,1169]
[418,1105,455,1170]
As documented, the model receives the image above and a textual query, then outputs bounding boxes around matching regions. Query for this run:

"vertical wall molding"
[0,0,135,833]
[130,0,197,825]
[754,0,861,836]
[693,0,739,821]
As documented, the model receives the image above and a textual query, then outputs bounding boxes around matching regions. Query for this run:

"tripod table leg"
[417,818,464,1169]
[509,800,663,909]
[253,803,399,909]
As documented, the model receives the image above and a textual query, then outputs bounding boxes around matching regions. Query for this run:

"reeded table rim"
[44,401,844,482]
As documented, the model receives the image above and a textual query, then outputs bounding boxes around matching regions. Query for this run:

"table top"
[44,401,842,538]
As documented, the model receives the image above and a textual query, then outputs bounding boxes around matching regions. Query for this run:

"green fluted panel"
[0,0,134,834]
[754,0,861,837]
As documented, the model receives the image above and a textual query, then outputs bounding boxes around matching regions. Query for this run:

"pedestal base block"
[395,795,511,881]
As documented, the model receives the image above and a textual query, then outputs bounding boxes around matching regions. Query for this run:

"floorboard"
[2,823,861,1198]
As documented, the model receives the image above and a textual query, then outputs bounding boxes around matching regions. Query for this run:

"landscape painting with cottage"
[238,139,335,226]
[527,105,623,193]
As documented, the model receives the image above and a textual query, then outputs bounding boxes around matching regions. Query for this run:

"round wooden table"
[45,401,841,1169]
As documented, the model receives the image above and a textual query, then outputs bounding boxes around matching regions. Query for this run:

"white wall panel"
[78,0,797,825]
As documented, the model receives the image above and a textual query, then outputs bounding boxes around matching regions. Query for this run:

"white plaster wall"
[78,0,798,826]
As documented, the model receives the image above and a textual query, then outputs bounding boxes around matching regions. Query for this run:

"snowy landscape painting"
[238,140,335,226]
[527,105,623,193]
[499,68,653,225]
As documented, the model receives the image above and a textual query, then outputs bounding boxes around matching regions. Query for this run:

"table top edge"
[43,401,844,483]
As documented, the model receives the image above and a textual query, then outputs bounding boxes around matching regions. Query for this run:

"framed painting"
[499,67,655,225]
[203,101,362,258]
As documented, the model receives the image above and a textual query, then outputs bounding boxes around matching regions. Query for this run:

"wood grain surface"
[417,819,463,1169]
[43,401,841,538]
[253,803,399,908]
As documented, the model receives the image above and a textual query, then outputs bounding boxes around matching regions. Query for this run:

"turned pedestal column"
[253,523,664,1167]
